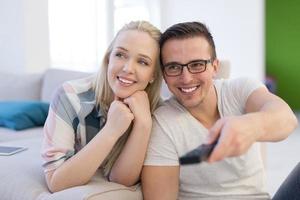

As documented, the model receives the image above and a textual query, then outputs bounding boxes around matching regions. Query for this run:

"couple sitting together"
[41,20,299,200]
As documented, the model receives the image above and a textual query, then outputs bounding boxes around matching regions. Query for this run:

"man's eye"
[167,65,180,70]
[190,62,205,68]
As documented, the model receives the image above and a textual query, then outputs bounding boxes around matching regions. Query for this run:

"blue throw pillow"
[0,101,50,130]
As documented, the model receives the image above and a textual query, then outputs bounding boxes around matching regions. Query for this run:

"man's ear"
[212,59,220,78]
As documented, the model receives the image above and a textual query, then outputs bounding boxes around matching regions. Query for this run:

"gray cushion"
[41,68,91,102]
[0,72,43,101]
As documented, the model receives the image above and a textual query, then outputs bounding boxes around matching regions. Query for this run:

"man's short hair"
[159,21,217,65]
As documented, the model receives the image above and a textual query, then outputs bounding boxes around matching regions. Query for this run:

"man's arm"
[142,166,179,200]
[245,87,298,141]
[207,87,298,162]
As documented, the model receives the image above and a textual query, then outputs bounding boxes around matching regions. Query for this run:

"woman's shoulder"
[51,75,96,109]
[61,75,96,95]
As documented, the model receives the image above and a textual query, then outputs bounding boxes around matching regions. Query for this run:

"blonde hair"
[93,21,162,176]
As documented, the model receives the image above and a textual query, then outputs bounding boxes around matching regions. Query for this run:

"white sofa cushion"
[0,127,43,142]
[0,136,49,200]
[41,68,91,102]
[0,72,43,101]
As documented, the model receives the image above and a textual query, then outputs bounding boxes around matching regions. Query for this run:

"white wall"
[160,0,265,80]
[0,0,49,73]
[0,0,26,73]
[23,0,50,72]
[0,0,264,78]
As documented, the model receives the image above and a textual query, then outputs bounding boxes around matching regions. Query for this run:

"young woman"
[41,21,162,192]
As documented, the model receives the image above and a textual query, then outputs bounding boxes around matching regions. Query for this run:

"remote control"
[179,141,217,165]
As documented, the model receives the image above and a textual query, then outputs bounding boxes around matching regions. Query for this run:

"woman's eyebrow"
[116,46,152,62]
[138,54,152,62]
[115,46,128,52]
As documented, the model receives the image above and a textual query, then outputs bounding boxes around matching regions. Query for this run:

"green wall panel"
[266,0,300,110]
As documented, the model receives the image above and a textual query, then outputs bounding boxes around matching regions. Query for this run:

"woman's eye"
[115,52,126,58]
[138,59,149,66]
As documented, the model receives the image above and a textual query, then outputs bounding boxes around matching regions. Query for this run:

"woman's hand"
[105,99,134,139]
[123,91,152,126]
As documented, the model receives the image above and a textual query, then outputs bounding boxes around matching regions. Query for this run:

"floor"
[266,121,300,197]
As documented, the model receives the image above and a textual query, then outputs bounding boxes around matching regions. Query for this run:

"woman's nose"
[122,59,135,73]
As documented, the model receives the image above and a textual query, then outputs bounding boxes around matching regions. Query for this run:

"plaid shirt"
[41,76,106,172]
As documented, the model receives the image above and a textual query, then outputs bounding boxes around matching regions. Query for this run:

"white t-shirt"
[144,78,271,200]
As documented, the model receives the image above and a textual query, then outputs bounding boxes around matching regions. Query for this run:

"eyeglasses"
[163,59,211,77]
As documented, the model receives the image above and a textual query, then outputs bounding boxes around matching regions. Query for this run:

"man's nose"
[180,67,193,83]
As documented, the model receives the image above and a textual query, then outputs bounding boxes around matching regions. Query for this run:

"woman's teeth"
[118,77,134,84]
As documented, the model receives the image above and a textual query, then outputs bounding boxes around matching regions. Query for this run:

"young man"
[142,22,298,200]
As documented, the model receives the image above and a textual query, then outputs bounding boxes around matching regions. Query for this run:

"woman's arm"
[109,91,153,186]
[46,126,119,192]
[45,100,134,192]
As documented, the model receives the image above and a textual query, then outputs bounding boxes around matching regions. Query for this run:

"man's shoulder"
[214,77,263,92]
[215,77,262,86]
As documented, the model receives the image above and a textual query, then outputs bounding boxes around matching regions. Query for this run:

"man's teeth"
[180,86,197,93]
[118,77,134,84]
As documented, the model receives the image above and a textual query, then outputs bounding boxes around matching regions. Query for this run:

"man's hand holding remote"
[179,141,217,165]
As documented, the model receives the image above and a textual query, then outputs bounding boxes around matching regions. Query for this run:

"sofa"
[0,62,230,200]
[0,68,143,200]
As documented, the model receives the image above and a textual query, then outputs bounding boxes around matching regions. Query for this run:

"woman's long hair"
[93,21,162,176]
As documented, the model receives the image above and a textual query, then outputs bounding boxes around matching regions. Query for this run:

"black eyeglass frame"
[163,59,212,77]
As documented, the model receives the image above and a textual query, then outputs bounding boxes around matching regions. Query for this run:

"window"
[48,0,160,72]
[114,0,161,34]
